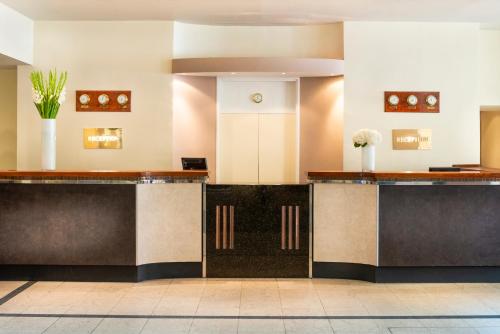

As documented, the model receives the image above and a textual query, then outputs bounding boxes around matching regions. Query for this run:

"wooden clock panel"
[76,90,131,112]
[384,91,439,113]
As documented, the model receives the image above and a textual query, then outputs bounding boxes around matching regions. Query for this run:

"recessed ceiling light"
[281,72,286,75]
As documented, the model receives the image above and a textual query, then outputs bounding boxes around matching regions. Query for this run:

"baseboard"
[376,266,500,283]
[313,262,500,283]
[0,262,202,282]
[313,262,376,282]
[137,262,202,281]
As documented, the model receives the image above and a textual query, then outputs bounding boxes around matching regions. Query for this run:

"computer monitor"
[429,167,461,172]
[181,157,207,170]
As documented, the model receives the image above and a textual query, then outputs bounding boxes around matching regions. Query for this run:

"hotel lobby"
[1,0,500,333]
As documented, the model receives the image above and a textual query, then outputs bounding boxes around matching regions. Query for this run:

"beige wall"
[172,75,216,180]
[173,22,343,59]
[480,30,500,106]
[0,68,17,169]
[17,21,173,170]
[481,110,500,168]
[344,22,480,171]
[300,76,343,182]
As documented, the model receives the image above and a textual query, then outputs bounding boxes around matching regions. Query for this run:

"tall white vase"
[361,145,375,172]
[41,119,56,170]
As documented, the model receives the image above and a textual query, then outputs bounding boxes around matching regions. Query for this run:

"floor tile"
[238,318,285,334]
[92,318,147,334]
[141,318,192,334]
[188,318,238,334]
[0,316,58,334]
[389,329,430,334]
[329,318,381,331]
[43,317,102,334]
[475,328,500,334]
[284,319,333,334]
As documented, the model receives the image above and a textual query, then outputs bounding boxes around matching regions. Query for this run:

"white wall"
[0,2,33,64]
[17,21,173,170]
[173,22,343,59]
[0,69,17,169]
[480,30,500,106]
[344,22,480,171]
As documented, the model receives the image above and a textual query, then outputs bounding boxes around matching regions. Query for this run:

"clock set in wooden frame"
[384,91,439,113]
[76,90,131,112]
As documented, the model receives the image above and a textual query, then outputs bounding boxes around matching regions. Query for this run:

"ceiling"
[1,0,500,25]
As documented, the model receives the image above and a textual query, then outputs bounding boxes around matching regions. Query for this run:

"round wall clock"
[79,94,91,105]
[387,94,399,106]
[407,94,418,106]
[251,93,263,104]
[98,94,110,106]
[117,94,129,106]
[426,94,438,107]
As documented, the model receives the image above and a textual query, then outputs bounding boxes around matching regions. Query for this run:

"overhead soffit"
[172,57,344,77]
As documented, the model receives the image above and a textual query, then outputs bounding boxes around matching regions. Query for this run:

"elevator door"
[206,184,309,278]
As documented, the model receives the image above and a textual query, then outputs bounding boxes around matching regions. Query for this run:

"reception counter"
[309,170,500,282]
[2,169,500,283]
[0,170,207,282]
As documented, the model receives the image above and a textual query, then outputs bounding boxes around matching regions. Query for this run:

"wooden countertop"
[0,170,208,179]
[308,170,500,182]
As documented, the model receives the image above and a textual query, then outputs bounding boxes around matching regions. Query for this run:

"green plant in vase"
[30,69,68,170]
[30,69,67,119]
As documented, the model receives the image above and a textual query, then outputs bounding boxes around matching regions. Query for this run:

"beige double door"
[217,79,298,184]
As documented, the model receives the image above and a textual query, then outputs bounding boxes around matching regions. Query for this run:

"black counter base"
[313,262,500,283]
[0,263,202,282]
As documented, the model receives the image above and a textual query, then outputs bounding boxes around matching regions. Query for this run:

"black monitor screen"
[182,157,207,170]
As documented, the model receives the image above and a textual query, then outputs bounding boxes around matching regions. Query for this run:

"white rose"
[58,87,66,105]
[32,88,43,104]
[353,129,382,147]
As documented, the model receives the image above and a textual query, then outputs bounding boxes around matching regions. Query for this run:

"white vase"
[41,119,56,170]
[361,145,375,172]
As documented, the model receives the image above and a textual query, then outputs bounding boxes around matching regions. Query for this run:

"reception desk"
[2,169,500,283]
[309,170,500,283]
[0,170,207,282]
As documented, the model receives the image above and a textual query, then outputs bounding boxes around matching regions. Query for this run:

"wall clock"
[426,94,438,107]
[79,94,91,105]
[117,94,129,106]
[98,94,110,106]
[407,94,418,106]
[387,94,399,106]
[251,93,263,104]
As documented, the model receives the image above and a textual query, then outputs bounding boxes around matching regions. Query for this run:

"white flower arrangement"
[30,69,68,119]
[352,129,382,148]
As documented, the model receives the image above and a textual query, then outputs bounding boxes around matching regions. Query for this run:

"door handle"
[216,205,235,250]
[281,205,300,250]
[281,206,286,250]
[295,205,300,250]
[223,205,227,249]
[216,205,220,249]
[288,206,293,250]
[230,205,235,249]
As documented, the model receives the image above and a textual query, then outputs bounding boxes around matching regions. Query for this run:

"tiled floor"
[0,279,500,333]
